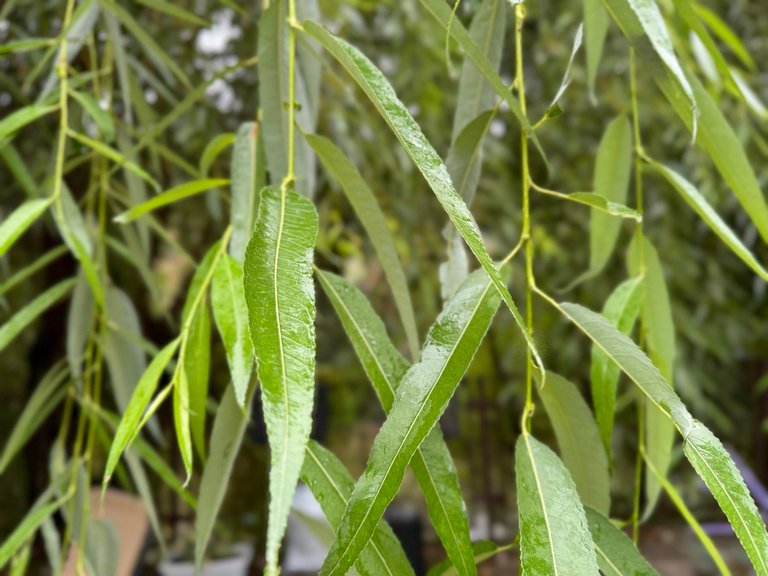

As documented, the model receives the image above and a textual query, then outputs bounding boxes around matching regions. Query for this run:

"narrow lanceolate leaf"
[174,367,194,482]
[515,434,600,575]
[304,21,541,370]
[319,269,502,576]
[585,507,660,576]
[0,497,69,570]
[584,0,609,102]
[243,186,318,575]
[650,161,768,281]
[628,236,675,517]
[0,105,57,144]
[684,422,768,576]
[557,302,768,572]
[0,278,75,354]
[307,134,420,360]
[601,0,696,132]
[103,338,180,487]
[302,441,415,576]
[69,90,115,142]
[316,270,475,576]
[537,373,610,514]
[195,381,255,568]
[427,540,516,576]
[0,198,52,256]
[573,115,632,285]
[230,122,265,261]
[185,304,211,462]
[200,132,236,176]
[114,179,228,223]
[591,276,645,458]
[212,256,254,406]
[567,193,641,220]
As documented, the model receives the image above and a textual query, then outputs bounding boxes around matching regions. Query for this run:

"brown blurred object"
[62,488,149,576]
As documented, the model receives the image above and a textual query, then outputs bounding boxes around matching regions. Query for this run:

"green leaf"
[0,246,68,298]
[628,235,676,516]
[693,4,755,71]
[0,363,67,474]
[114,179,227,223]
[0,278,75,354]
[537,372,610,514]
[0,497,68,570]
[212,255,254,407]
[316,269,475,575]
[195,381,255,567]
[0,38,55,55]
[230,123,265,261]
[174,365,194,483]
[83,518,119,576]
[243,186,318,574]
[426,540,516,576]
[302,441,415,576]
[683,422,768,575]
[451,0,506,140]
[602,0,696,132]
[304,21,541,370]
[0,144,37,197]
[591,276,645,458]
[0,105,57,144]
[307,133,420,360]
[103,338,180,486]
[135,0,210,26]
[319,268,502,576]
[584,0,609,102]
[572,115,632,285]
[69,89,115,142]
[68,130,160,191]
[200,132,236,176]
[568,193,641,220]
[649,161,768,281]
[557,301,768,572]
[515,433,600,575]
[0,198,52,256]
[585,507,659,576]
[184,303,211,462]
[66,275,93,387]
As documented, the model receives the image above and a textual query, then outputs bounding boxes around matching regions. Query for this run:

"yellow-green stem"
[284,0,298,192]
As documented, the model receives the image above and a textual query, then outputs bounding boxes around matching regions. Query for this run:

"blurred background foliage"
[1,0,767,568]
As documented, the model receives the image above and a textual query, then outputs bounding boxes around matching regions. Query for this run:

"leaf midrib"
[523,434,559,575]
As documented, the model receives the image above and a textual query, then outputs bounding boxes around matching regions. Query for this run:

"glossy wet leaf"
[584,0,609,101]
[244,186,318,574]
[538,372,610,514]
[0,105,56,144]
[649,161,768,281]
[319,268,501,576]
[230,122,265,261]
[683,422,768,575]
[591,276,645,457]
[316,269,475,575]
[515,433,600,575]
[212,255,254,406]
[0,278,75,354]
[114,179,228,223]
[307,133,419,359]
[628,235,676,516]
[302,441,415,576]
[103,338,180,487]
[304,21,541,369]
[585,507,659,576]
[195,381,256,567]
[0,198,52,256]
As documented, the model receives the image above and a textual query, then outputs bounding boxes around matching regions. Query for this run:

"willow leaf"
[316,269,475,575]
[628,235,675,516]
[230,122,265,261]
[200,132,236,176]
[69,89,115,142]
[307,134,420,360]
[427,540,516,576]
[515,434,600,575]
[0,198,52,256]
[302,441,415,576]
[174,366,194,482]
[185,303,211,462]
[195,381,256,568]
[585,507,659,576]
[319,268,501,576]
[304,21,540,370]
[0,278,75,354]
[114,179,228,223]
[693,4,754,71]
[135,0,209,27]
[569,193,640,220]
[103,338,180,487]
[558,302,768,572]
[0,497,68,570]
[0,105,57,144]
[244,186,318,575]
[591,276,645,458]
[650,161,768,281]
[584,0,609,101]
[538,373,610,514]
[212,255,254,407]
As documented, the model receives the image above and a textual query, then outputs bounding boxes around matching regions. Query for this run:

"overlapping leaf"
[230,122,265,261]
[585,507,659,575]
